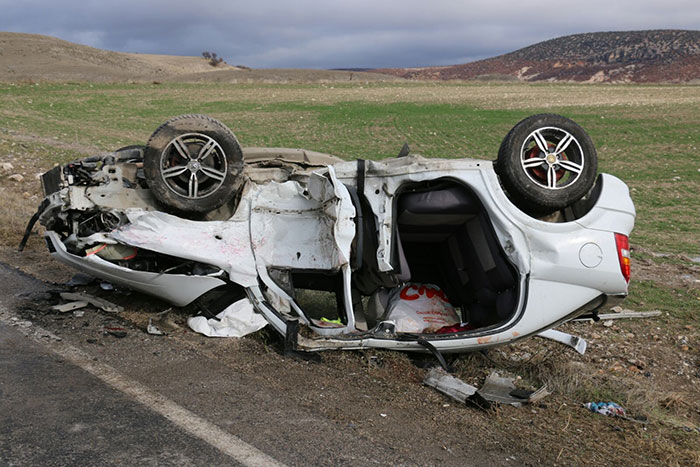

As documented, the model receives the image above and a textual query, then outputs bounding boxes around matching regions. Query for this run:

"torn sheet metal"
[537,329,587,354]
[59,292,123,313]
[477,372,520,405]
[187,298,267,338]
[52,300,89,313]
[477,371,550,407]
[250,180,338,270]
[423,368,479,403]
[112,208,259,287]
[248,167,357,334]
[250,167,355,272]
[424,368,550,408]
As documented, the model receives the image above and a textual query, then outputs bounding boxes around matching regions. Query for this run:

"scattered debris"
[99,282,114,291]
[150,308,180,333]
[66,273,96,287]
[59,292,123,313]
[7,173,24,182]
[478,371,550,407]
[537,329,587,354]
[187,298,267,338]
[73,310,85,318]
[423,368,486,407]
[585,401,626,417]
[51,300,88,313]
[423,368,550,409]
[147,318,165,336]
[105,326,127,338]
[1,162,14,174]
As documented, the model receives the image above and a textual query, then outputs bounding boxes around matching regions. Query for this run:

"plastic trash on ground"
[585,401,626,417]
[187,298,267,338]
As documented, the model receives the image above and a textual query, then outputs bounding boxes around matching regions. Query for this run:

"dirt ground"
[2,240,699,466]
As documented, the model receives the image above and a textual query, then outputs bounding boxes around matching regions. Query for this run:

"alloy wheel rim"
[519,127,585,190]
[159,133,227,199]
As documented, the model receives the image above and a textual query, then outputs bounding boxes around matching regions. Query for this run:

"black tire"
[144,115,244,214]
[495,114,597,214]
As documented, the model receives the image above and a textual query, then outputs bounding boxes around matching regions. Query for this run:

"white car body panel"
[45,231,226,307]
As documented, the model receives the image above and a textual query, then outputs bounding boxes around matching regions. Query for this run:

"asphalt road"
[0,323,243,466]
[0,261,510,466]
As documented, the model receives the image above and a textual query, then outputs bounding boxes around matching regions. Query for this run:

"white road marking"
[0,309,286,467]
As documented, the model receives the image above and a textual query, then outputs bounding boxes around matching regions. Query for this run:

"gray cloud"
[1,0,698,68]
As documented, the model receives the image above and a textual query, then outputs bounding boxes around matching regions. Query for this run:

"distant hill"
[0,32,238,82]
[376,30,700,83]
[0,32,401,83]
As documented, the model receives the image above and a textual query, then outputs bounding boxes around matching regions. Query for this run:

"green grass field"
[2,81,698,303]
[1,82,698,256]
[1,81,699,464]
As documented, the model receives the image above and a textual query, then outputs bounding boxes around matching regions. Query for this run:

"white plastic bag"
[187,298,267,338]
[385,283,459,333]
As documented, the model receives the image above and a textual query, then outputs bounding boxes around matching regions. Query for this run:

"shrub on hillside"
[202,51,225,67]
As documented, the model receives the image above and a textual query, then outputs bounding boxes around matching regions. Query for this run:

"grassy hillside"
[0,32,401,83]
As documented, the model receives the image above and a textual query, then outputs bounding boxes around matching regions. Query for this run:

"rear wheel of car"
[144,114,244,214]
[495,114,597,214]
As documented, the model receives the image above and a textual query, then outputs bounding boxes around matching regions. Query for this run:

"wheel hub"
[520,127,584,190]
[159,133,228,200]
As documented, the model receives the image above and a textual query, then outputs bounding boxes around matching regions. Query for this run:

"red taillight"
[615,233,631,283]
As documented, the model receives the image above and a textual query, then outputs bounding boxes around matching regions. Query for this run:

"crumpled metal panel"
[249,166,355,271]
[45,231,226,307]
[112,208,259,287]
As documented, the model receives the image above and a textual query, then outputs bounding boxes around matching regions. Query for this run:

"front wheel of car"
[143,114,245,215]
[495,114,598,214]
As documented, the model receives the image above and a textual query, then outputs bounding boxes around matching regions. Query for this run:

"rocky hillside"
[378,30,700,83]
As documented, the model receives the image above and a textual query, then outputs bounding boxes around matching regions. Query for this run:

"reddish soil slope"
[377,30,700,83]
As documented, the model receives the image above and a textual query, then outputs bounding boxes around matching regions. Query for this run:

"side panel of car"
[45,231,227,306]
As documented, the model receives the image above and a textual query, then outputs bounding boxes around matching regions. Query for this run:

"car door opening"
[391,181,520,331]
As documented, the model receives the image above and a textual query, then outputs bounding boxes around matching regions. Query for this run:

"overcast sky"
[1,0,698,68]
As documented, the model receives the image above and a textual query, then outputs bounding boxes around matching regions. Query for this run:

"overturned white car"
[25,114,635,354]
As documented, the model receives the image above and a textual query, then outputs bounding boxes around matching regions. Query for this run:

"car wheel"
[495,114,598,214]
[144,114,244,214]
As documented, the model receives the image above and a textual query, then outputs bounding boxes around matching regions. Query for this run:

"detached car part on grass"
[26,114,635,353]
